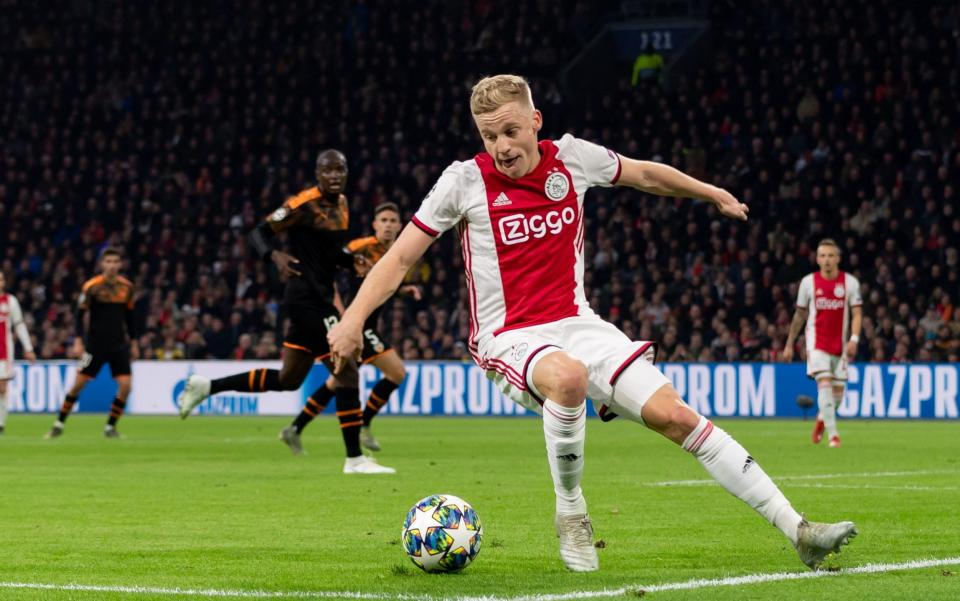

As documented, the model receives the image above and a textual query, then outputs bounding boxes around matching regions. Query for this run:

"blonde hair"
[817,238,841,254]
[470,74,534,115]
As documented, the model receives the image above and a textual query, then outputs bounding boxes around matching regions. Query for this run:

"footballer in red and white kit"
[784,239,863,448]
[0,271,37,433]
[329,75,857,572]
[410,134,664,419]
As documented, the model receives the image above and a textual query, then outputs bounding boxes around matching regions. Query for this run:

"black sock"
[291,384,335,434]
[210,369,281,394]
[335,387,362,457]
[58,394,78,423]
[363,378,399,426]
[107,397,126,426]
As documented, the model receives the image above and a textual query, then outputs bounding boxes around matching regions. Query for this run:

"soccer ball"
[401,494,483,572]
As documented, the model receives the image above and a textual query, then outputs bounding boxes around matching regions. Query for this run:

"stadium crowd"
[1,0,958,364]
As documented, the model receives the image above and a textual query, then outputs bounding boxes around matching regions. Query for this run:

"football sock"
[0,390,7,427]
[335,387,363,457]
[58,394,78,423]
[818,383,838,439]
[363,378,399,426]
[210,369,281,394]
[684,415,802,544]
[291,384,335,434]
[542,399,587,515]
[107,397,126,426]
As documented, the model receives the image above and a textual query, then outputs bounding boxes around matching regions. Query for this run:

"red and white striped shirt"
[412,135,621,361]
[0,292,33,374]
[796,271,862,356]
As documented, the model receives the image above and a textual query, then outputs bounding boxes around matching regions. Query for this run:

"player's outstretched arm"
[617,158,749,220]
[329,224,435,366]
[783,307,809,362]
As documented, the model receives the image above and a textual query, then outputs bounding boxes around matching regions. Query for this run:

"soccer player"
[176,150,394,474]
[0,271,37,434]
[46,248,139,439]
[782,239,862,448]
[328,75,856,571]
[280,202,421,454]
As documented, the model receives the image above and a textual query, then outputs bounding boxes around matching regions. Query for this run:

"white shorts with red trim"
[477,315,666,420]
[806,349,847,381]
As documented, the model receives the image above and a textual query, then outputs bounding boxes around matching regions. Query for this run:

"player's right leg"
[611,367,857,570]
[530,350,597,572]
[47,360,97,438]
[280,376,336,454]
[360,348,407,452]
[0,379,8,434]
[178,342,315,419]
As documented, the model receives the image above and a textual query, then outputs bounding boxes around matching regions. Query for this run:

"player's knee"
[539,356,588,405]
[277,372,302,391]
[666,403,701,439]
[384,365,406,384]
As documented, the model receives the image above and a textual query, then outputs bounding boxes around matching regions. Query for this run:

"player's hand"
[24,350,37,363]
[271,250,302,278]
[353,255,374,277]
[708,186,749,221]
[845,340,857,361]
[781,345,794,362]
[328,318,363,374]
[71,338,85,358]
[399,284,423,301]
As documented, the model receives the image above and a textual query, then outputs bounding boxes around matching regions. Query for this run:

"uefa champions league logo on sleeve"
[544,170,569,201]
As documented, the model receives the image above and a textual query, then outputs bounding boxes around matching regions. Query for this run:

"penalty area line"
[1,557,959,600]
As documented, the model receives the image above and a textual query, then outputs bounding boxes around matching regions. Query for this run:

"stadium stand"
[1,0,958,362]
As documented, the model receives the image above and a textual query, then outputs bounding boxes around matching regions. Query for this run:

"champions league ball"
[401,494,483,572]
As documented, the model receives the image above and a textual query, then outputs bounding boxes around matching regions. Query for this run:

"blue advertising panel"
[9,361,958,419]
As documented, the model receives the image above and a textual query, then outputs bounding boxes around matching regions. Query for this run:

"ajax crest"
[544,171,569,201]
[834,284,845,298]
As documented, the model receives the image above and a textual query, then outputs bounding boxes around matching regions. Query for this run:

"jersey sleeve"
[412,162,466,237]
[8,295,33,352]
[568,135,622,187]
[847,275,863,307]
[796,275,812,309]
[265,189,318,233]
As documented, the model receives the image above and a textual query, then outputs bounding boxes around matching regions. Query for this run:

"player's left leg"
[0,379,8,434]
[104,350,133,438]
[322,357,395,474]
[360,349,407,451]
[610,364,856,569]
[104,375,132,438]
[816,375,839,445]
[829,381,845,447]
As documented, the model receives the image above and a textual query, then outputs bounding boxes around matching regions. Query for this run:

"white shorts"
[807,349,847,381]
[477,314,670,423]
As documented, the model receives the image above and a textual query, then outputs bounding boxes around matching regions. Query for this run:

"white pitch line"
[650,469,959,487]
[0,582,426,600]
[789,483,960,492]
[2,557,959,600]
[450,557,960,600]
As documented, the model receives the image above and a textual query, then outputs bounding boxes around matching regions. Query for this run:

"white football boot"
[555,513,599,572]
[794,517,858,570]
[177,375,211,419]
[343,455,395,474]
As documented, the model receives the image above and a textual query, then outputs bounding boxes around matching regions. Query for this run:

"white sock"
[684,416,802,544]
[818,385,838,438]
[542,399,587,515]
[0,390,7,427]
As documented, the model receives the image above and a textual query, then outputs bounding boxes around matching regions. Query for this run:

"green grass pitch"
[0,415,958,600]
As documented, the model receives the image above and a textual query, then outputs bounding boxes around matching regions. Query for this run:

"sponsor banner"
[127,361,298,416]
[8,361,958,419]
